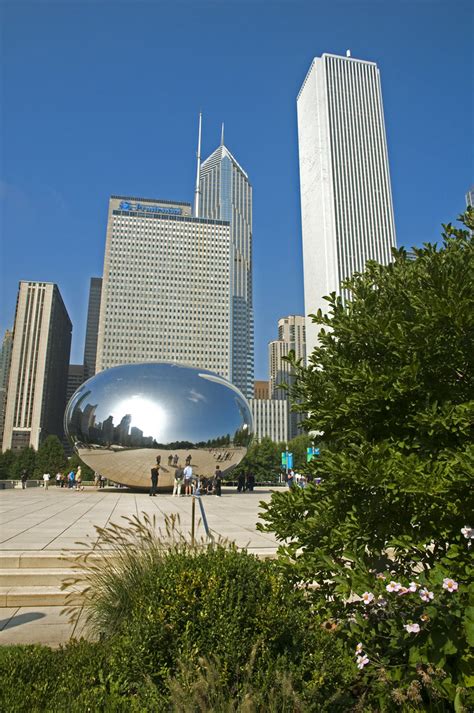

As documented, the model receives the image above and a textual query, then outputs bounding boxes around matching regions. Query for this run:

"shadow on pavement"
[0,612,46,631]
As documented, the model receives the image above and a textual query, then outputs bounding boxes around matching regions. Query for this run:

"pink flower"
[355,642,363,654]
[404,623,420,633]
[356,654,370,669]
[419,588,434,602]
[397,586,409,596]
[361,591,374,605]
[461,526,473,540]
[442,578,458,592]
[386,581,401,593]
[408,582,418,592]
[376,573,386,580]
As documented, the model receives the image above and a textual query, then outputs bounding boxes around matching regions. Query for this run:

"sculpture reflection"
[64,363,253,490]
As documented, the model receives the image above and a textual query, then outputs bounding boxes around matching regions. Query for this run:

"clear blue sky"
[1,0,473,379]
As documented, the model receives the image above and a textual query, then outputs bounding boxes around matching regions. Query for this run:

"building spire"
[194,112,202,218]
[220,122,225,146]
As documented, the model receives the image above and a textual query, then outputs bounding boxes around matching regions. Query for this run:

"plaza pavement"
[0,486,281,647]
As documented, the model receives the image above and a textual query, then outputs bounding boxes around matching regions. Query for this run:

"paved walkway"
[0,487,281,647]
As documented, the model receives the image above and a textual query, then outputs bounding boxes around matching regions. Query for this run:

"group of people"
[39,467,85,490]
[149,455,223,497]
[285,470,317,488]
[236,471,255,492]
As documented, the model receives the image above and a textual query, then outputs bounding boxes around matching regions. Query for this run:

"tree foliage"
[36,435,66,475]
[259,210,474,704]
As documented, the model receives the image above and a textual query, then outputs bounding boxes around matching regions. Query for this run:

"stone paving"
[0,486,281,646]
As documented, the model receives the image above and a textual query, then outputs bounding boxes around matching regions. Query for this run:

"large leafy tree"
[11,446,37,480]
[36,435,66,476]
[259,212,474,699]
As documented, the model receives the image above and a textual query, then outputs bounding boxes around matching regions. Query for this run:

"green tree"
[11,446,37,480]
[259,211,474,705]
[232,437,283,482]
[36,435,66,476]
[287,433,312,470]
[0,449,17,480]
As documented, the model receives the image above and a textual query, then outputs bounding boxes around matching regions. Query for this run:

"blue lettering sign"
[119,200,182,215]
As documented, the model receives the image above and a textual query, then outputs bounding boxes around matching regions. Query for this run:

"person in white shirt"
[183,464,193,496]
[43,473,51,490]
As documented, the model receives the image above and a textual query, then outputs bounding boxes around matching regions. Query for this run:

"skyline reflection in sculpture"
[64,364,253,489]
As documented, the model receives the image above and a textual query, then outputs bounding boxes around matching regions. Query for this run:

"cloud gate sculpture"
[64,363,253,490]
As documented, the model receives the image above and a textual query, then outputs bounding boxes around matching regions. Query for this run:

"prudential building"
[297,52,397,359]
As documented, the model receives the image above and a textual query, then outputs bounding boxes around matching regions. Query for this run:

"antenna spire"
[220,122,225,146]
[194,112,202,218]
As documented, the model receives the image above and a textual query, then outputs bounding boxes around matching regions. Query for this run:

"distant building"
[268,315,306,439]
[0,330,13,447]
[297,52,397,358]
[253,380,269,400]
[467,186,474,208]
[199,132,254,398]
[83,277,102,380]
[66,364,86,405]
[2,282,72,451]
[248,398,288,443]
[95,196,232,379]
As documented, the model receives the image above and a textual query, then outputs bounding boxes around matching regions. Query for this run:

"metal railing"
[190,493,214,546]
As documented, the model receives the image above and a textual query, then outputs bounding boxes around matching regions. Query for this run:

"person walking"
[213,466,222,497]
[150,465,159,496]
[43,472,51,490]
[94,471,100,488]
[183,463,193,496]
[75,467,83,491]
[99,474,106,489]
[68,470,75,489]
[237,472,245,493]
[173,466,184,496]
[20,470,28,489]
[246,471,255,492]
[55,472,61,487]
[173,454,179,467]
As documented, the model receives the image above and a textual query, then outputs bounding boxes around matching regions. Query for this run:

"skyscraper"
[268,315,306,439]
[2,282,72,451]
[95,196,232,378]
[83,277,102,380]
[0,330,13,446]
[199,130,254,398]
[297,52,397,358]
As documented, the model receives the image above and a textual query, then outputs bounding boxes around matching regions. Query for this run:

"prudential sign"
[119,201,182,216]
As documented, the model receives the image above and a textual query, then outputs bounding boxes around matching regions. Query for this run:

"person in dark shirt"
[150,466,159,496]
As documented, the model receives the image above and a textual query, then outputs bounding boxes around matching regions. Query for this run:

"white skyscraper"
[297,52,397,358]
[95,196,232,378]
[199,131,254,398]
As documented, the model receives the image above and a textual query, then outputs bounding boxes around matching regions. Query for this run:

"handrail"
[190,493,214,546]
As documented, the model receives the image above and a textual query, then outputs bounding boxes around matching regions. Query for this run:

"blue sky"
[1,0,473,380]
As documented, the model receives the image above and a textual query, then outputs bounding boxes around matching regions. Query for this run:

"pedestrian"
[55,472,61,487]
[156,455,161,467]
[94,471,100,488]
[68,470,75,489]
[183,462,193,495]
[246,471,255,492]
[167,454,173,466]
[173,454,179,467]
[286,470,295,488]
[213,466,222,497]
[173,466,184,496]
[20,470,28,489]
[150,465,158,496]
[60,473,66,488]
[185,454,192,466]
[99,474,106,489]
[75,467,83,491]
[237,472,245,493]
[43,472,51,490]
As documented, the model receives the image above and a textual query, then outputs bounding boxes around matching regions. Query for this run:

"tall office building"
[199,132,254,397]
[268,315,306,439]
[297,52,397,358]
[466,186,474,208]
[269,315,306,398]
[2,282,72,451]
[83,277,102,380]
[95,196,232,378]
[0,330,13,447]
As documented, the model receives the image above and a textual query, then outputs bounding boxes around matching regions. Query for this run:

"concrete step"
[0,568,80,587]
[0,585,87,607]
[0,551,111,569]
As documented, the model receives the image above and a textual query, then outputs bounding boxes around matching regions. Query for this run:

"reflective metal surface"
[64,363,253,490]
